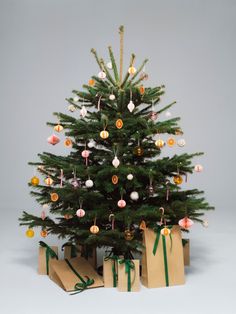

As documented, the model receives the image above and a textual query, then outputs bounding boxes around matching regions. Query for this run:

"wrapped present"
[103,254,123,288]
[81,246,97,269]
[182,239,190,266]
[62,242,80,260]
[117,259,140,292]
[38,241,58,275]
[49,257,104,293]
[142,225,185,288]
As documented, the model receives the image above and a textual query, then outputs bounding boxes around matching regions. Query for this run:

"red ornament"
[178,217,194,229]
[47,134,60,145]
[117,199,126,208]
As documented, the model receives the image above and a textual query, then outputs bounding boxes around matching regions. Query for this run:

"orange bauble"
[40,230,48,238]
[116,119,123,129]
[139,85,145,95]
[90,225,99,234]
[26,229,34,238]
[31,176,40,186]
[88,79,95,86]
[167,137,176,147]
[112,175,119,184]
[54,124,63,132]
[173,175,183,185]
[161,227,171,236]
[50,192,59,202]
[64,138,72,147]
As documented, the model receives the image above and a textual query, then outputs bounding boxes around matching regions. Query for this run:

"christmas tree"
[19,26,213,259]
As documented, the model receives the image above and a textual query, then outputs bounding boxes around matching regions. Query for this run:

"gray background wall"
[0,0,235,313]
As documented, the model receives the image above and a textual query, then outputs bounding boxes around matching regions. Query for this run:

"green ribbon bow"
[65,259,94,294]
[104,254,119,287]
[39,241,58,275]
[152,226,173,287]
[61,242,77,258]
[119,259,135,292]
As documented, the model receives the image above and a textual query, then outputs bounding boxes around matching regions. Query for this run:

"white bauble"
[177,139,186,147]
[194,164,203,172]
[165,111,171,118]
[107,62,112,69]
[87,140,95,148]
[127,174,133,180]
[112,156,120,168]
[127,100,135,112]
[85,179,94,188]
[109,94,116,100]
[130,191,139,201]
[42,204,49,210]
[68,104,76,112]
[80,105,87,118]
[73,96,79,102]
[98,71,106,79]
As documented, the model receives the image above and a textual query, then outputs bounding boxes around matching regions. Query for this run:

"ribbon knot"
[119,259,135,292]
[39,241,58,275]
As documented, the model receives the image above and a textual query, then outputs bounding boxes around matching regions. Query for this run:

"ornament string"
[65,259,94,294]
[118,259,135,292]
[39,241,58,275]
[60,169,63,188]
[97,95,102,111]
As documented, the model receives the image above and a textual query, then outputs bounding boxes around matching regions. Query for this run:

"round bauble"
[31,176,39,186]
[173,175,183,185]
[161,227,171,236]
[128,66,137,75]
[85,179,94,188]
[117,199,126,208]
[112,175,119,184]
[26,229,34,238]
[100,130,109,139]
[177,139,186,147]
[178,217,194,229]
[98,71,106,79]
[64,138,72,147]
[116,119,123,129]
[155,139,165,148]
[50,192,59,202]
[124,229,134,241]
[106,62,112,69]
[133,146,144,156]
[54,124,63,132]
[127,174,133,180]
[71,178,80,189]
[109,94,115,100]
[90,225,99,234]
[81,150,90,158]
[40,230,48,238]
[112,156,120,168]
[44,177,53,186]
[88,79,95,86]
[130,191,139,201]
[68,104,76,112]
[76,209,85,218]
[167,137,176,147]
[194,164,203,172]
[73,96,79,102]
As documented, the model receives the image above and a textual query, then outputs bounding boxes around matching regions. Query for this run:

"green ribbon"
[62,242,77,258]
[152,226,173,287]
[182,239,188,247]
[65,259,94,294]
[39,241,58,275]
[104,255,119,287]
[119,259,135,292]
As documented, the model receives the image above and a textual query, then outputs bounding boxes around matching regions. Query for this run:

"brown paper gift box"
[38,244,58,275]
[62,244,97,269]
[49,257,104,292]
[117,259,140,292]
[63,244,81,260]
[183,239,190,266]
[142,225,185,288]
[103,255,123,288]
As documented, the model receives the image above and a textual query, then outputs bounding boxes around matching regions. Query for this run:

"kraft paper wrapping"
[38,245,58,275]
[63,244,82,260]
[117,259,140,292]
[49,257,103,292]
[142,226,185,288]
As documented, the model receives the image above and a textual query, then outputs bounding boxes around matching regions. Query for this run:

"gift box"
[38,241,58,275]
[62,243,80,260]
[141,225,185,288]
[49,256,104,293]
[182,239,190,266]
[103,255,123,288]
[117,259,140,292]
[81,246,97,269]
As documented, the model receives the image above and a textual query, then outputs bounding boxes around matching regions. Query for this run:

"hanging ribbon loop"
[118,259,135,292]
[39,241,58,275]
[104,254,119,287]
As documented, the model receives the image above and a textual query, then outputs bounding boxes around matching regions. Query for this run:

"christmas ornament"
[128,66,136,75]
[127,100,135,112]
[178,217,194,229]
[127,173,133,180]
[195,164,203,172]
[109,213,115,230]
[47,134,60,145]
[42,204,49,210]
[133,146,144,156]
[117,199,126,208]
[88,79,95,86]
[116,119,123,129]
[112,156,120,168]
[109,94,115,100]
[106,61,112,69]
[76,208,85,218]
[177,139,186,147]
[150,112,158,121]
[41,230,48,238]
[155,139,165,148]
[68,104,76,112]
[54,124,63,132]
[148,177,154,196]
[85,179,94,188]
[64,138,72,147]
[173,175,183,185]
[87,140,95,148]
[165,110,171,118]
[130,191,139,201]
[139,85,145,95]
[90,225,99,234]
[50,192,59,202]
[41,211,46,220]
[80,105,87,118]
[139,220,146,230]
[64,214,73,220]
[31,176,39,186]
[100,130,109,139]
[81,149,90,166]
[167,137,176,147]
[124,229,134,240]
[71,178,80,189]
[44,177,53,186]
[112,175,119,184]
[161,227,171,236]
[202,220,209,228]
[73,96,79,102]
[98,71,106,79]
[26,229,34,238]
